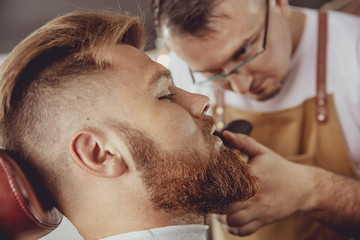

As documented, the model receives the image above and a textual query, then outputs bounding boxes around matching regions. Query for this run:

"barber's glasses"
[190,0,270,85]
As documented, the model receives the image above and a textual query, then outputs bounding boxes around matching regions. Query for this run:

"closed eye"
[159,93,176,102]
[233,43,252,61]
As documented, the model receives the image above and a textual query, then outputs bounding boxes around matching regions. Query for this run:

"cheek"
[140,106,199,150]
[259,43,291,84]
[264,19,293,78]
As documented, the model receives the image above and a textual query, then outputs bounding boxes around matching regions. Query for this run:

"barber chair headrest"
[0,149,63,240]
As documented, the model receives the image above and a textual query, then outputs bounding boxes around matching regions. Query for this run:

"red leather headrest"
[0,149,63,240]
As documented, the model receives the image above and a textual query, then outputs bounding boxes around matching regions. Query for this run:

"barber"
[150,0,360,239]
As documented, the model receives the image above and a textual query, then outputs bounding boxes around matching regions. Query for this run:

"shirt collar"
[99,224,209,240]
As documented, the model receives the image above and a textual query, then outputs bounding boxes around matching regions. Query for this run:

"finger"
[222,131,268,156]
[214,214,227,225]
[215,208,253,227]
[226,209,254,226]
[223,220,262,236]
[226,201,251,214]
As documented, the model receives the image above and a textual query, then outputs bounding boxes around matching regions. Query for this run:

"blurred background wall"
[0,0,158,53]
[0,0,335,55]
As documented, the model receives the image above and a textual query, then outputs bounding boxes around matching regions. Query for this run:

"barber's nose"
[179,90,210,118]
[226,71,254,94]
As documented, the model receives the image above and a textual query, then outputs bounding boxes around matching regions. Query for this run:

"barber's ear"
[275,0,291,18]
[70,130,127,178]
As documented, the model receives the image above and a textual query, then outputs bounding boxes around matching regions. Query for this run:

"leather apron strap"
[316,11,328,123]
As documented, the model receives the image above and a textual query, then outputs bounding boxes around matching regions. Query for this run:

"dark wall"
[0,0,156,52]
[0,0,330,53]
[290,0,332,9]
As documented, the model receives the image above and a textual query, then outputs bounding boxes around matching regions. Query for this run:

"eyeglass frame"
[189,0,270,85]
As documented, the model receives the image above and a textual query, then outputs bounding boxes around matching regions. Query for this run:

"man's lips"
[213,130,228,146]
[211,124,217,135]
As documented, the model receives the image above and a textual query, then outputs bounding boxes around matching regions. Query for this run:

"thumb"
[222,131,268,157]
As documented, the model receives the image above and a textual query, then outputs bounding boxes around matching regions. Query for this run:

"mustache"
[200,115,216,138]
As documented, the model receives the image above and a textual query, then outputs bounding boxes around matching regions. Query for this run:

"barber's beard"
[120,117,258,215]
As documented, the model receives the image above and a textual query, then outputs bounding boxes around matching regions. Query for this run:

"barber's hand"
[216,131,315,236]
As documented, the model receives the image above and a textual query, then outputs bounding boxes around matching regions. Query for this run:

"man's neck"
[75,207,204,239]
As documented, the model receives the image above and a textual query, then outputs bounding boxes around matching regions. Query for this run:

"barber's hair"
[150,0,222,37]
[0,11,144,206]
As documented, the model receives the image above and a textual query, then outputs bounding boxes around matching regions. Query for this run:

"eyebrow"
[193,26,262,73]
[147,69,172,87]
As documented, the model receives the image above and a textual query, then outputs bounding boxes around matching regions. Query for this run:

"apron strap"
[316,11,328,123]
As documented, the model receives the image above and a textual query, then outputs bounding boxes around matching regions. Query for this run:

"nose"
[178,89,210,118]
[225,69,254,94]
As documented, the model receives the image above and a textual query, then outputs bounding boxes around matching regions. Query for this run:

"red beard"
[114,116,258,215]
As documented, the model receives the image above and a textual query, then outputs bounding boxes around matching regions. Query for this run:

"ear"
[70,129,128,178]
[274,0,291,18]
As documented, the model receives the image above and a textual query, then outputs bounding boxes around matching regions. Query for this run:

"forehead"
[166,0,264,70]
[109,44,162,88]
[213,0,264,25]
[111,44,152,73]
[94,44,167,118]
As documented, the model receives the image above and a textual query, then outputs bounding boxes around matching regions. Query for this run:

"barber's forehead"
[214,0,264,17]
[204,0,263,35]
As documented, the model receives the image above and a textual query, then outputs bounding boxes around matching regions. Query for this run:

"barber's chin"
[250,85,283,101]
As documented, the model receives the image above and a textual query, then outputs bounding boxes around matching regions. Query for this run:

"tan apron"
[209,11,359,240]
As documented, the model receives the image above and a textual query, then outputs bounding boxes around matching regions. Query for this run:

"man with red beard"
[0,11,258,240]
